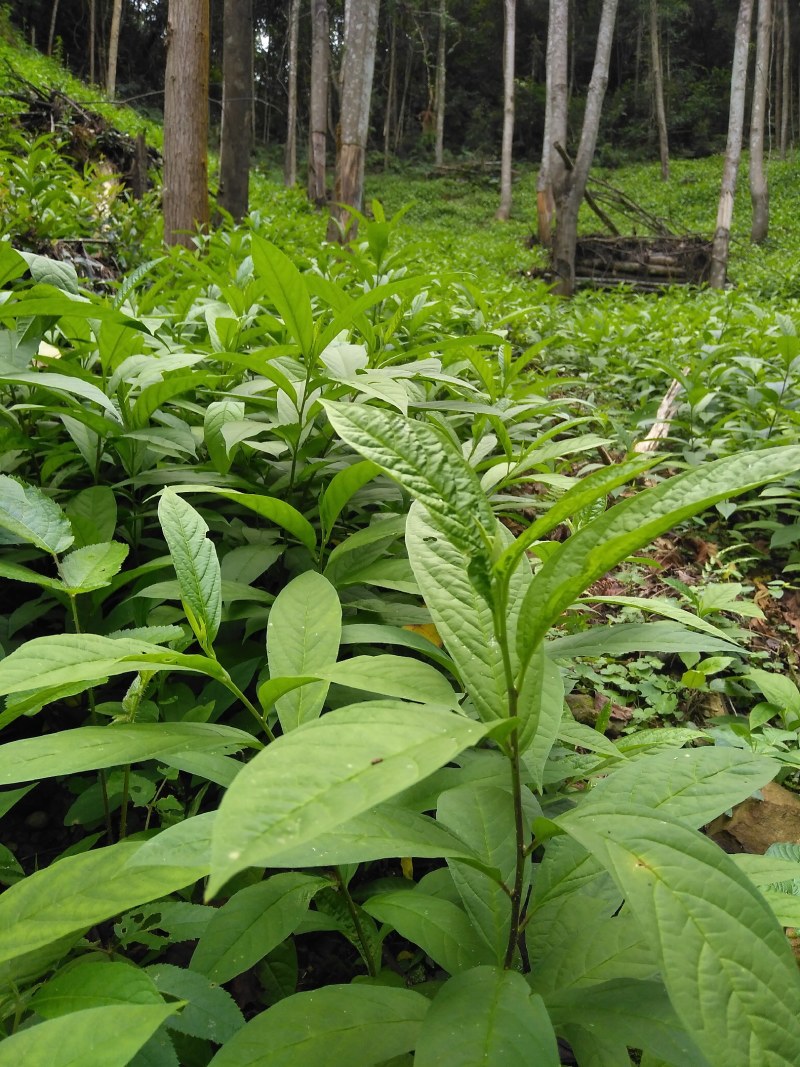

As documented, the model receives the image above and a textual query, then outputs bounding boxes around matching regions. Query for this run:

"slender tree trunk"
[496,0,516,220]
[650,0,669,180]
[106,0,123,98]
[308,0,330,203]
[551,0,620,295]
[88,0,96,83]
[383,10,397,169]
[780,0,790,157]
[537,0,568,246]
[219,0,253,220]
[750,0,772,243]
[284,0,301,186]
[47,0,61,56]
[328,0,381,241]
[395,37,413,151]
[433,0,446,166]
[710,0,754,286]
[163,0,210,246]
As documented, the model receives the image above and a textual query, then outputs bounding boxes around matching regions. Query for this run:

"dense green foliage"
[3,20,800,1067]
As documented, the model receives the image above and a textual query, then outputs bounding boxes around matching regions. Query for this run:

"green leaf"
[31,959,164,1017]
[167,484,316,553]
[191,874,326,984]
[58,541,129,593]
[560,805,800,1067]
[321,654,457,706]
[547,621,742,658]
[266,571,341,731]
[131,373,211,429]
[19,251,80,294]
[583,746,778,828]
[0,722,257,786]
[158,490,222,651]
[0,474,73,554]
[146,963,244,1042]
[414,966,560,1067]
[320,460,381,543]
[0,370,120,419]
[208,702,489,895]
[363,891,493,974]
[579,595,737,643]
[516,446,800,677]
[0,841,204,965]
[207,985,429,1067]
[324,402,494,563]
[745,669,800,726]
[204,400,245,474]
[0,633,227,698]
[251,237,314,355]
[0,559,63,589]
[0,1003,180,1067]
[65,486,117,547]
[518,644,565,785]
[0,242,26,287]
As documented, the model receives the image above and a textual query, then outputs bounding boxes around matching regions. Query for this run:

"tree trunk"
[536,0,568,246]
[433,0,446,166]
[551,0,620,296]
[780,0,790,157]
[47,0,60,56]
[650,0,669,180]
[163,0,210,247]
[750,0,772,243]
[327,0,381,242]
[710,0,754,287]
[219,0,253,220]
[284,0,301,187]
[106,0,123,98]
[88,0,96,83]
[496,0,516,220]
[308,0,329,203]
[383,10,397,169]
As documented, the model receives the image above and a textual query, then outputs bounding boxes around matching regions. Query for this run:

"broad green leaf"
[362,891,493,974]
[516,446,800,677]
[437,785,527,962]
[546,979,708,1067]
[208,985,429,1067]
[251,236,314,355]
[0,633,227,698]
[0,559,62,589]
[0,242,26,287]
[0,474,73,554]
[19,251,80,293]
[324,401,494,563]
[0,841,205,965]
[745,668,800,725]
[31,959,163,1017]
[267,571,341,731]
[204,399,245,474]
[146,963,244,1042]
[58,541,129,593]
[583,746,777,828]
[546,621,741,658]
[321,654,457,706]
[320,460,381,543]
[0,370,120,419]
[208,702,489,895]
[0,1003,180,1067]
[131,373,211,428]
[158,490,222,650]
[0,783,36,819]
[167,484,316,553]
[340,622,456,672]
[406,503,522,723]
[579,595,737,643]
[414,966,560,1067]
[65,486,117,547]
[191,873,326,984]
[0,722,257,785]
[560,805,800,1067]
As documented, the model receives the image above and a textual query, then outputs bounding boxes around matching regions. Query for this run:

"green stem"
[334,866,379,978]
[224,678,276,742]
[118,765,131,839]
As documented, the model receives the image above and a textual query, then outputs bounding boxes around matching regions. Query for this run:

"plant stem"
[118,764,131,838]
[334,866,379,977]
[224,677,276,742]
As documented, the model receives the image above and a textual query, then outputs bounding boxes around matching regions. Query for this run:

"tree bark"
[780,0,790,157]
[47,0,61,56]
[433,0,447,166]
[383,9,397,169]
[106,0,123,99]
[750,0,772,244]
[551,0,620,296]
[328,0,381,241]
[308,0,329,202]
[650,0,669,180]
[88,0,96,83]
[710,0,754,287]
[163,0,210,247]
[537,0,568,246]
[219,0,253,221]
[496,0,516,220]
[284,0,301,187]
